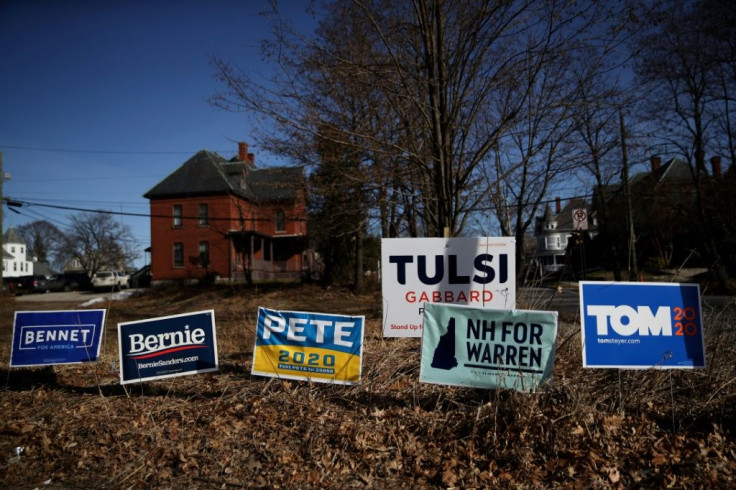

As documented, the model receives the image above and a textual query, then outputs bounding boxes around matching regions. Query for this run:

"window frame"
[173,242,184,268]
[198,241,210,268]
[198,203,208,226]
[275,209,286,233]
[173,205,183,228]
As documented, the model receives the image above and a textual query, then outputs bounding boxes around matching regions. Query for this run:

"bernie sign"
[118,310,218,384]
[419,303,557,392]
[10,310,106,367]
[381,237,516,337]
[252,307,364,385]
[580,281,705,369]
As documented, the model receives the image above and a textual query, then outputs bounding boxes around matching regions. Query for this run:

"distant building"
[533,197,596,274]
[144,142,310,284]
[2,228,33,277]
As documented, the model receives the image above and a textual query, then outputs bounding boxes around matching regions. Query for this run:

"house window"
[11,246,15,253]
[173,242,184,268]
[275,209,285,232]
[173,205,183,228]
[198,204,208,226]
[13,263,17,271]
[199,241,210,268]
[20,246,24,254]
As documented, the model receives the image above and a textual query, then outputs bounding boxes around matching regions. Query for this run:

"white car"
[92,271,128,290]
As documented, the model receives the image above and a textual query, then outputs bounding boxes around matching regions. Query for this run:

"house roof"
[3,227,25,245]
[143,150,304,202]
[556,198,590,230]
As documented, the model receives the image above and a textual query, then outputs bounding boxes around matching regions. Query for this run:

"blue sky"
[0,0,318,269]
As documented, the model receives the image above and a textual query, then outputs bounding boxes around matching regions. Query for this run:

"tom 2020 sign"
[252,307,364,385]
[580,281,705,369]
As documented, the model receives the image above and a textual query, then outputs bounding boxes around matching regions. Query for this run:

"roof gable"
[144,150,304,203]
[143,150,236,199]
[3,227,25,245]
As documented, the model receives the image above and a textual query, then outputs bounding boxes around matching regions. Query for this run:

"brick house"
[144,143,309,284]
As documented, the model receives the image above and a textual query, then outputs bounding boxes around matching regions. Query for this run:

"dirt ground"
[1,284,734,488]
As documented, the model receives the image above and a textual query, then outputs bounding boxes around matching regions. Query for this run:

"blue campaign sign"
[118,310,218,384]
[10,310,106,367]
[580,281,705,369]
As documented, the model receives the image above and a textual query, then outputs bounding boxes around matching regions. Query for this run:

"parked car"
[129,265,151,288]
[91,271,128,290]
[46,272,92,292]
[116,270,130,289]
[9,274,49,294]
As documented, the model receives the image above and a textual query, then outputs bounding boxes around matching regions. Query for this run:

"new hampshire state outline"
[431,317,458,370]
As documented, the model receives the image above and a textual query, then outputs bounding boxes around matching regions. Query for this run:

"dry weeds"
[0,284,734,488]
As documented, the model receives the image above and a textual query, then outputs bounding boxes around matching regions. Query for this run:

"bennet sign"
[10,310,106,367]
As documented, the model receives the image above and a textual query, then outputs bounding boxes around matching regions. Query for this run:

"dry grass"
[0,284,734,488]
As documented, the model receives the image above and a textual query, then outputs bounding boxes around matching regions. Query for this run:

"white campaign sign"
[381,237,516,337]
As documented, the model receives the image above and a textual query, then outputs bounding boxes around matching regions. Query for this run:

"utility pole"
[0,150,3,277]
[619,111,638,281]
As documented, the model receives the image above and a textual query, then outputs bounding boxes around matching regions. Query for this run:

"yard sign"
[580,281,705,369]
[252,307,364,385]
[420,303,557,392]
[381,237,516,337]
[118,310,218,384]
[10,309,106,367]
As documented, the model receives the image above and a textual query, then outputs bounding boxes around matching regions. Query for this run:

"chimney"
[711,156,722,178]
[650,156,661,173]
[555,196,561,214]
[247,152,255,166]
[238,142,249,162]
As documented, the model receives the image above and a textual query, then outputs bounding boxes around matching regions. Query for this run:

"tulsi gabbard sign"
[580,281,705,369]
[252,307,364,385]
[381,237,516,338]
[10,310,106,367]
[420,303,557,392]
[118,310,218,384]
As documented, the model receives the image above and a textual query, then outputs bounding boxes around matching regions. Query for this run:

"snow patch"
[80,290,136,307]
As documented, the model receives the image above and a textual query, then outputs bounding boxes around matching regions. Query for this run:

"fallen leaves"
[0,285,734,488]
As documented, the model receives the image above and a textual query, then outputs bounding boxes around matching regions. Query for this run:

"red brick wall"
[149,195,244,281]
[149,193,307,282]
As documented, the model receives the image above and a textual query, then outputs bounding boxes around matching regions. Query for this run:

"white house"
[533,197,596,273]
[3,228,33,277]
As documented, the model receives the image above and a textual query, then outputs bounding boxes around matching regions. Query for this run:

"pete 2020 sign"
[420,303,557,392]
[252,307,364,385]
[580,281,705,369]
[10,309,106,367]
[381,237,516,337]
[118,310,219,384]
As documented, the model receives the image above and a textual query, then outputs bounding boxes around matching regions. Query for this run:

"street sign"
[572,208,588,230]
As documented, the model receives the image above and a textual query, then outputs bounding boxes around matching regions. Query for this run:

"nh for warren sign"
[420,303,557,392]
[381,237,516,337]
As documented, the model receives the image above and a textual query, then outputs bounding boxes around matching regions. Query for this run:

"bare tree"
[16,220,66,269]
[633,0,735,288]
[56,213,137,277]
[212,0,611,240]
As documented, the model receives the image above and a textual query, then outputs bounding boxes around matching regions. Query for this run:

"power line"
[4,198,305,222]
[0,144,234,155]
